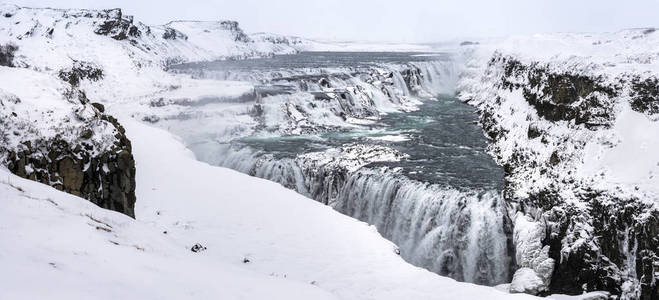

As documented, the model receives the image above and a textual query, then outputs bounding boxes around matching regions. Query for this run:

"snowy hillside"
[458,30,659,299]
[0,3,533,300]
[0,118,538,300]
[1,2,657,299]
[0,3,301,68]
[0,4,308,102]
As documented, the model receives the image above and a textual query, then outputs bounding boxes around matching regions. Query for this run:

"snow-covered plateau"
[0,3,656,300]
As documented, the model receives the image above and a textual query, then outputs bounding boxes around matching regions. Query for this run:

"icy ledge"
[0,118,536,300]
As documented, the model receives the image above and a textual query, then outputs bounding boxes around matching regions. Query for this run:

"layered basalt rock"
[494,54,619,128]
[5,121,136,217]
[0,86,137,218]
[465,54,659,299]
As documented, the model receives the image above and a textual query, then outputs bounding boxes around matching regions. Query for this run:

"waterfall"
[410,60,463,96]
[166,53,513,286]
[192,143,512,285]
[335,171,510,285]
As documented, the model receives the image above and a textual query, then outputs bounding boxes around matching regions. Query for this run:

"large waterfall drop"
[162,51,513,285]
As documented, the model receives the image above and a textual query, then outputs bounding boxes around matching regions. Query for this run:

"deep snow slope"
[0,118,538,300]
[0,3,533,299]
[459,30,659,299]
[0,167,337,300]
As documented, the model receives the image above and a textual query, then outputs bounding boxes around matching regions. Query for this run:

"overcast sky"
[8,0,659,42]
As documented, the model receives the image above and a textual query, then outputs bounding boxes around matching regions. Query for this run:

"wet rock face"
[538,192,659,299]
[93,9,141,41]
[4,114,137,218]
[401,66,424,95]
[589,196,659,299]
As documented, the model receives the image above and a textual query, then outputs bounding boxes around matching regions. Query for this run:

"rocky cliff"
[0,66,136,216]
[460,30,659,299]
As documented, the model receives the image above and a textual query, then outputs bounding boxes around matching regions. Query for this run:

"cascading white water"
[166,52,513,286]
[335,170,510,285]
[192,140,512,285]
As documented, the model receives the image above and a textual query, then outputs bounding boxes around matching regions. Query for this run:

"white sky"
[7,0,659,42]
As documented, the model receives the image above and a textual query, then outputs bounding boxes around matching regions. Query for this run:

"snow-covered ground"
[0,3,537,299]
[0,118,537,300]
[1,2,657,299]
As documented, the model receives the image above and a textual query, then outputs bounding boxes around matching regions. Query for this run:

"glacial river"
[167,52,512,285]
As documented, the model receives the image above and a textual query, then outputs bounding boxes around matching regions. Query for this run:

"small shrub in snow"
[190,243,206,252]
[58,61,104,86]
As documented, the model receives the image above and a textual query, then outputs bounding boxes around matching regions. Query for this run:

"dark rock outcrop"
[162,27,188,40]
[402,66,424,95]
[190,243,207,252]
[630,76,659,116]
[4,114,136,218]
[218,20,251,43]
[0,43,18,67]
[93,8,141,41]
[0,87,136,218]
[494,54,619,128]
[256,34,303,46]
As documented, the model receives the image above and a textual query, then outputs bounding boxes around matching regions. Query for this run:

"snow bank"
[0,169,337,300]
[0,117,537,300]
